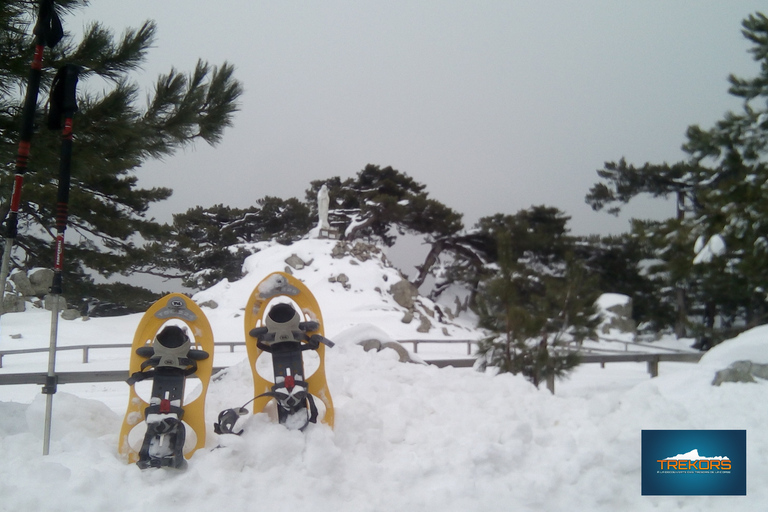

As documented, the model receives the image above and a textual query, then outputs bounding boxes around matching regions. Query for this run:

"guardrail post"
[546,373,555,394]
[82,347,88,364]
[413,341,418,353]
[0,354,3,368]
[647,358,659,378]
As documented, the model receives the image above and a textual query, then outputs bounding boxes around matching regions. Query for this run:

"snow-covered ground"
[0,239,766,511]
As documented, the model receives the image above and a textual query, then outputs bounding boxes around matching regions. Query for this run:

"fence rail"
[0,339,480,368]
[0,337,701,368]
[399,339,476,355]
[0,368,230,385]
[0,337,704,395]
[0,342,249,368]
[0,348,703,391]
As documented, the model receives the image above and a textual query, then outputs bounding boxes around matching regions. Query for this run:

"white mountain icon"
[663,449,730,461]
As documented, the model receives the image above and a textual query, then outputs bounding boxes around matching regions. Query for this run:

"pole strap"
[35,0,64,49]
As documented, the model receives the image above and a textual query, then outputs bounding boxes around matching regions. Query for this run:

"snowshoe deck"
[244,272,334,428]
[118,294,214,467]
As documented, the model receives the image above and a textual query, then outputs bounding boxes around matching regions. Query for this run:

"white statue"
[317,184,330,230]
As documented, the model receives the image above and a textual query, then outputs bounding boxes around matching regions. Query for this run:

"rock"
[329,274,350,289]
[285,254,308,270]
[401,311,414,324]
[358,339,382,352]
[61,308,81,320]
[357,338,418,363]
[597,294,637,336]
[331,244,346,259]
[2,295,25,313]
[9,272,34,296]
[712,360,768,386]
[389,279,418,309]
[199,300,218,309]
[380,341,415,363]
[28,268,53,296]
[44,294,67,312]
[330,241,385,263]
[417,314,432,333]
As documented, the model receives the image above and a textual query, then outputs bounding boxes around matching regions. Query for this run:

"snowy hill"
[1,238,767,511]
[191,238,482,346]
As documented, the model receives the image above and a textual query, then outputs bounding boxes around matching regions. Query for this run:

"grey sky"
[73,1,766,236]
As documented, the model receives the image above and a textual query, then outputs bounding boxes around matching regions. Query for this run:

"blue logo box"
[642,430,746,496]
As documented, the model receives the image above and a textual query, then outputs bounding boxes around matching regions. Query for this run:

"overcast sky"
[71,1,766,237]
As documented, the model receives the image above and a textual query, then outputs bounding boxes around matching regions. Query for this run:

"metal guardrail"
[0,352,703,386]
[1,338,698,368]
[0,368,228,386]
[399,339,476,355]
[0,339,704,394]
[0,339,475,368]
[0,341,248,368]
[431,352,703,372]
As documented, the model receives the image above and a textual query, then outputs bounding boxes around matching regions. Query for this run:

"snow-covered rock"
[595,293,636,339]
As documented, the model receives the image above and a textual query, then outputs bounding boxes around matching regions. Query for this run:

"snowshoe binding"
[240,272,335,430]
[248,302,331,429]
[118,294,214,469]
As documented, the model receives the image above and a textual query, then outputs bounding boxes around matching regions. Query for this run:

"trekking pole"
[0,0,63,314]
[43,64,79,456]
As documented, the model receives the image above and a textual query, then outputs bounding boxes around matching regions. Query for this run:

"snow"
[693,234,726,264]
[699,324,768,367]
[1,238,767,511]
[595,292,630,310]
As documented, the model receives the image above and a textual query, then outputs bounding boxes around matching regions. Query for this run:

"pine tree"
[0,1,242,303]
[585,12,768,340]
[473,207,598,390]
[306,165,463,246]
[147,198,311,290]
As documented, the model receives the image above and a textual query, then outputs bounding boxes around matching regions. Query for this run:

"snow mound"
[699,324,768,367]
[192,239,482,346]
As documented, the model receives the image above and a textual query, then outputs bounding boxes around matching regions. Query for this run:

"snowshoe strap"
[146,415,183,434]
[306,392,318,424]
[213,407,248,435]
[254,390,318,427]
[126,358,199,385]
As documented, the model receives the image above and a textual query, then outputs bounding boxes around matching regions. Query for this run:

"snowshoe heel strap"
[213,407,248,435]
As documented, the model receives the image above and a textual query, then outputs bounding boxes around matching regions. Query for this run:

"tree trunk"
[674,191,687,339]
[412,239,445,289]
[675,284,687,338]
